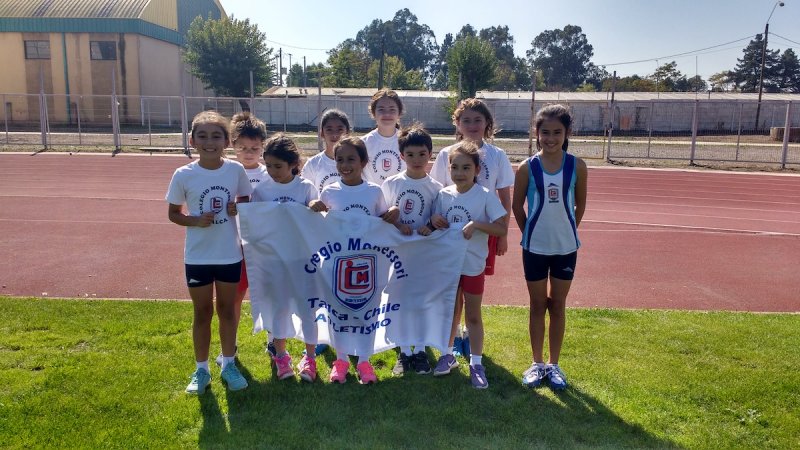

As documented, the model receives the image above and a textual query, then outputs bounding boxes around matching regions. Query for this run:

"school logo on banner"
[333,254,377,311]
[210,196,225,213]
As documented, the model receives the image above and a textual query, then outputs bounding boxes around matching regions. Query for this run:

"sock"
[336,353,348,363]
[276,351,288,358]
[446,347,454,356]
[222,356,235,370]
[470,354,482,366]
[400,346,412,355]
[196,360,209,372]
[357,356,370,364]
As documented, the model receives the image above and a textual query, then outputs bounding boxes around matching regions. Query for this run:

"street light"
[755,1,784,131]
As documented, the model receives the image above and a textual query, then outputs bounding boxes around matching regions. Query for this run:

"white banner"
[238,202,469,357]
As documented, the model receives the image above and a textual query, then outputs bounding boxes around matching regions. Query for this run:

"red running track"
[1,153,798,312]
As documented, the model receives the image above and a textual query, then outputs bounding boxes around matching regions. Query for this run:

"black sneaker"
[411,351,431,374]
[392,352,411,376]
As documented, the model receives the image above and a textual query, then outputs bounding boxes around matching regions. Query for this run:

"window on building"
[24,41,51,59]
[90,41,117,60]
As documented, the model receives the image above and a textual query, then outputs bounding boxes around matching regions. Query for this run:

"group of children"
[166,89,587,394]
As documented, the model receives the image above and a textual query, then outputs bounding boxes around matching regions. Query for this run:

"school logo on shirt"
[210,196,225,213]
[383,158,392,171]
[403,198,414,215]
[547,183,560,204]
[333,255,377,311]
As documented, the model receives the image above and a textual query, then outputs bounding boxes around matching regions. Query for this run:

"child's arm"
[462,216,508,240]
[495,186,512,255]
[416,224,433,236]
[168,203,213,228]
[308,199,328,213]
[226,195,249,216]
[430,214,449,230]
[382,206,401,224]
[574,158,588,227]
[511,162,530,232]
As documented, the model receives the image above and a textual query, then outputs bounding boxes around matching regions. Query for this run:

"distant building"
[0,0,226,123]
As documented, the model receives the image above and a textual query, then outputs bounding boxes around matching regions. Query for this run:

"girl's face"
[456,109,488,143]
[264,154,295,184]
[373,97,400,132]
[335,145,366,185]
[234,136,263,169]
[190,123,229,161]
[449,153,479,189]
[321,118,348,151]
[537,118,569,154]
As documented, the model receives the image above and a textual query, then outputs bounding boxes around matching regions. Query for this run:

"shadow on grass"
[199,352,678,449]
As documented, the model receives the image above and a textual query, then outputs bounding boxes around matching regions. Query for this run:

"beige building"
[0,0,226,123]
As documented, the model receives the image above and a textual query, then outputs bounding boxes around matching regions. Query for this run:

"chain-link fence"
[2,92,798,167]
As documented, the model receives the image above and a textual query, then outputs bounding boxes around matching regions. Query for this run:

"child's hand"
[497,235,508,256]
[417,225,433,236]
[395,223,412,235]
[196,212,215,228]
[308,200,328,213]
[382,206,400,224]
[227,202,237,216]
[462,221,475,240]
[431,214,449,230]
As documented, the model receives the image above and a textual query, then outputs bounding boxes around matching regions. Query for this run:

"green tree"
[183,15,273,98]
[648,61,685,92]
[354,8,438,74]
[447,36,497,98]
[732,34,781,93]
[323,40,371,88]
[602,75,655,92]
[479,25,531,90]
[778,48,800,93]
[287,63,304,87]
[430,33,454,90]
[367,55,425,90]
[526,25,596,91]
[708,71,736,92]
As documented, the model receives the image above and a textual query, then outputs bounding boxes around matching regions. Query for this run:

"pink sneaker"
[329,360,349,384]
[297,354,317,382]
[273,353,295,380]
[356,361,377,384]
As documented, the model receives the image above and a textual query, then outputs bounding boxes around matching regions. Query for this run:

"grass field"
[1,297,798,449]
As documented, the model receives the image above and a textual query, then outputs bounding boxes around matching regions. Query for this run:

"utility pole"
[303,56,307,88]
[756,1,784,131]
[287,53,293,87]
[278,48,283,86]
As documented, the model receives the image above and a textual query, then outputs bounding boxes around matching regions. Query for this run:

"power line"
[770,33,800,47]
[265,39,329,52]
[597,34,757,67]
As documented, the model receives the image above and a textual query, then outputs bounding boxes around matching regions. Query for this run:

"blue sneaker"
[315,343,329,356]
[546,364,568,390]
[433,354,459,376]
[470,364,488,389]
[522,363,547,387]
[185,368,211,395]
[452,336,464,358]
[221,363,248,391]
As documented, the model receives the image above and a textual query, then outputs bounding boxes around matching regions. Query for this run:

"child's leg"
[234,289,245,330]
[463,292,484,356]
[546,276,573,364]
[526,279,549,363]
[447,286,464,349]
[214,280,239,357]
[304,342,316,355]
[274,338,287,355]
[188,285,215,362]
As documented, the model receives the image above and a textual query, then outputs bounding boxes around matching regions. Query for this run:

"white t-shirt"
[381,172,443,230]
[301,151,340,194]
[245,165,269,188]
[433,184,507,276]
[165,159,253,265]
[362,129,405,185]
[320,181,388,217]
[251,176,319,205]
[430,141,515,191]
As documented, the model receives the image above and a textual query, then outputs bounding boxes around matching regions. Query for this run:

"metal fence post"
[690,100,699,164]
[77,96,82,145]
[317,83,323,153]
[284,90,288,132]
[781,101,791,169]
[111,69,122,156]
[181,93,189,158]
[3,94,8,144]
[735,102,743,161]
[647,100,654,158]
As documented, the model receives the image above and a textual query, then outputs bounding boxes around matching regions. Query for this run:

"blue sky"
[221,0,798,81]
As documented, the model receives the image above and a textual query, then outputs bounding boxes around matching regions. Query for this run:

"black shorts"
[185,261,242,288]
[522,251,578,282]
